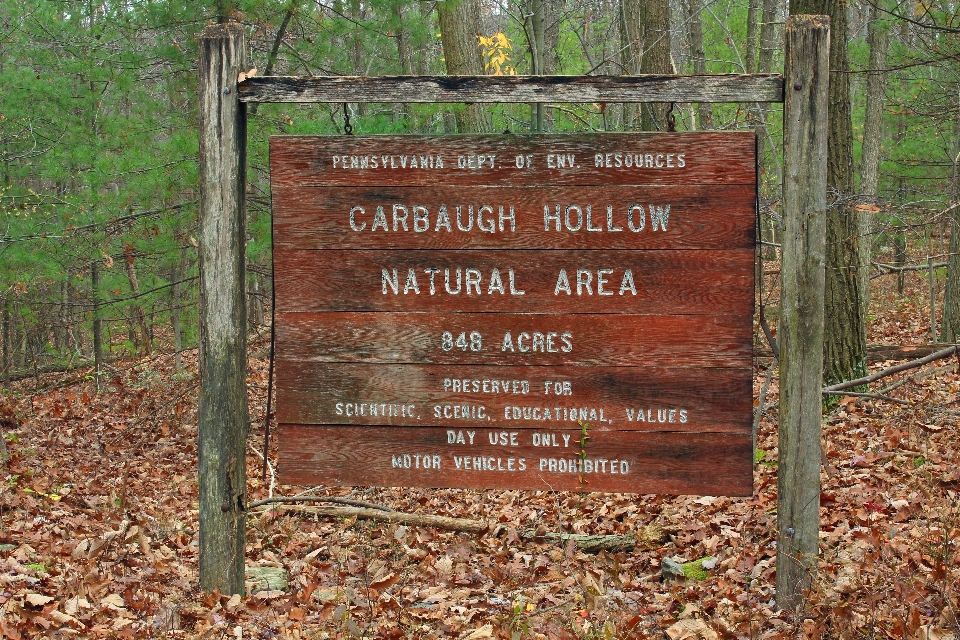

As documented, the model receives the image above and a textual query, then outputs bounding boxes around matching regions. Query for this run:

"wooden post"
[777,14,829,612]
[198,22,249,595]
[91,261,103,389]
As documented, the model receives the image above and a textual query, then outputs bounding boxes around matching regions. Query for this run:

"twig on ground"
[821,390,911,405]
[257,504,488,533]
[519,522,671,553]
[879,363,955,395]
[823,345,957,393]
[247,495,394,512]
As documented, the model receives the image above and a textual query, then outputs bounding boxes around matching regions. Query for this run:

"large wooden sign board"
[271,133,756,495]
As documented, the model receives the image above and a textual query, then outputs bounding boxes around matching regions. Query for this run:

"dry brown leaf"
[460,624,494,640]
[50,610,85,630]
[915,627,957,640]
[25,593,54,607]
[370,571,398,591]
[666,618,720,640]
[64,596,90,615]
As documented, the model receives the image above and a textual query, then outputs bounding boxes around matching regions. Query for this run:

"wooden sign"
[271,133,756,495]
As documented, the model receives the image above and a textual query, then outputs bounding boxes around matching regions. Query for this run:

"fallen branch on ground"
[821,390,911,405]
[247,496,393,511]
[756,343,952,364]
[823,345,957,393]
[879,363,954,395]
[254,504,489,534]
[520,522,671,553]
[873,261,946,275]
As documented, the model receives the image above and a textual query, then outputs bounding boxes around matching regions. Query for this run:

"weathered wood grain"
[777,14,830,610]
[274,362,752,432]
[271,184,756,251]
[275,311,753,367]
[273,249,755,315]
[198,22,249,596]
[269,133,757,188]
[278,425,754,495]
[239,74,784,104]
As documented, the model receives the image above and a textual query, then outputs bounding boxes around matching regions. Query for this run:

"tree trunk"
[437,0,492,133]
[791,0,866,389]
[527,0,546,132]
[621,0,671,130]
[638,0,672,131]
[745,0,760,74]
[687,0,713,129]
[940,90,960,340]
[2,299,9,387]
[198,22,250,596]
[895,227,907,295]
[92,262,104,385]
[172,248,185,372]
[393,3,413,127]
[859,7,889,326]
[860,10,888,200]
[777,14,829,613]
[123,245,151,355]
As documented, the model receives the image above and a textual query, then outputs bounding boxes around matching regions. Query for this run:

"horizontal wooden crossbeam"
[238,74,785,104]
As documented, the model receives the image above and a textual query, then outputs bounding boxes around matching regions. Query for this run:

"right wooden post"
[777,14,830,612]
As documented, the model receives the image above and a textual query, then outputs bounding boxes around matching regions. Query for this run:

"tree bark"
[791,0,866,389]
[746,0,760,74]
[622,0,672,130]
[437,0,492,133]
[860,9,888,200]
[527,0,546,132]
[687,0,714,130]
[777,14,829,613]
[123,245,151,355]
[859,7,889,326]
[198,22,249,596]
[941,97,960,340]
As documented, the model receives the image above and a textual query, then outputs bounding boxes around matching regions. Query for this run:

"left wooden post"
[198,22,249,595]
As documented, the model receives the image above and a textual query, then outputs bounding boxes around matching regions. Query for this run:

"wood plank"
[274,362,752,433]
[269,133,757,188]
[273,249,755,315]
[271,184,756,251]
[275,312,753,367]
[278,425,754,495]
[239,74,784,104]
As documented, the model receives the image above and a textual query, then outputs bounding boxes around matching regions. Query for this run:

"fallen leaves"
[0,317,956,639]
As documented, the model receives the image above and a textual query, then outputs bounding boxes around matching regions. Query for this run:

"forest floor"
[0,272,958,639]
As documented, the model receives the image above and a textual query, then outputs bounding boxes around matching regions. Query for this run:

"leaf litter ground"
[0,275,958,639]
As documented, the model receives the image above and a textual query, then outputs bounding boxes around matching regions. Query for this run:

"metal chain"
[342,103,353,135]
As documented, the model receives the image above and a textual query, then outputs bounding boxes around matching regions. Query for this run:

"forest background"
[0,0,959,638]
[1,0,958,366]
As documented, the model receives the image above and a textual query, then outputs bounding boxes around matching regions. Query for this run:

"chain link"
[342,103,353,135]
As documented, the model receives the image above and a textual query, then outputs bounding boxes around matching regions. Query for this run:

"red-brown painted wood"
[274,249,754,315]
[270,133,757,188]
[274,362,752,433]
[271,184,756,251]
[270,132,757,495]
[275,311,752,367]
[278,425,754,495]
